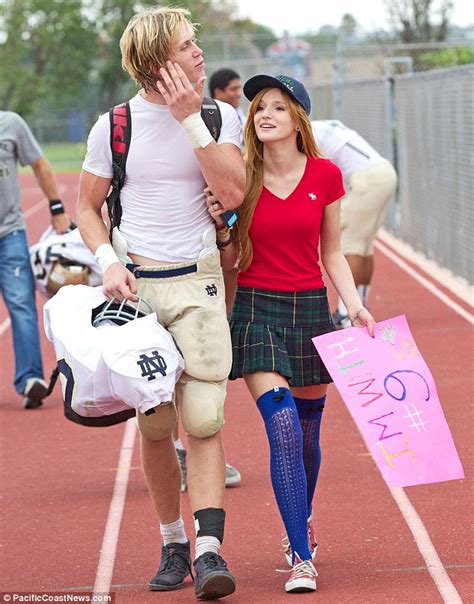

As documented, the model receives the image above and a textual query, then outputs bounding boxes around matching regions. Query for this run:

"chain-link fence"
[309,65,473,285]
[393,65,473,283]
[203,36,473,82]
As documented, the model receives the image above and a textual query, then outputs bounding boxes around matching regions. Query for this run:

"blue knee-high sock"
[294,396,326,518]
[256,387,311,562]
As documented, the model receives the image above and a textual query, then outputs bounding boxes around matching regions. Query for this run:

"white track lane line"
[374,238,467,602]
[0,317,11,336]
[93,418,137,597]
[390,488,462,604]
[374,240,473,325]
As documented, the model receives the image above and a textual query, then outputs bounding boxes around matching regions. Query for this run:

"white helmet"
[91,297,154,327]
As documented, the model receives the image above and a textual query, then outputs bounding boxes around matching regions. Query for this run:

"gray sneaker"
[149,541,192,591]
[225,463,241,487]
[23,377,48,409]
[193,551,236,600]
[331,310,352,329]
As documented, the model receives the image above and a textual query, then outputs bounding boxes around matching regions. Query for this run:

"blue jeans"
[0,229,44,394]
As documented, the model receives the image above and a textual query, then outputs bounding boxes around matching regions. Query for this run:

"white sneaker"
[225,463,241,487]
[285,556,318,593]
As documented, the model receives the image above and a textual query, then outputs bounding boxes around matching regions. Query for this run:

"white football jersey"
[312,120,385,184]
[30,226,102,297]
[44,285,184,421]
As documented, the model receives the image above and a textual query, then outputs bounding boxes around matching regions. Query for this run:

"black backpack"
[105,98,222,239]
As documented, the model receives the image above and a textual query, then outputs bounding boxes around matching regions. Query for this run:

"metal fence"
[393,66,473,283]
[309,65,473,284]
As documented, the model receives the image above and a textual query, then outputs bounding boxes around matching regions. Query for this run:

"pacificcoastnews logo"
[1,594,113,603]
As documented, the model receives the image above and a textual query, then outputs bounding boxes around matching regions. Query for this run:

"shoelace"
[290,560,318,579]
[162,549,194,580]
[200,552,227,569]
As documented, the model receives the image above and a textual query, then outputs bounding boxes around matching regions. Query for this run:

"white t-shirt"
[44,285,185,417]
[312,120,385,184]
[83,94,241,262]
[235,106,246,146]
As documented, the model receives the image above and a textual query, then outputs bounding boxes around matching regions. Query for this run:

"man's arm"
[195,142,245,211]
[30,156,72,234]
[157,62,245,210]
[77,170,137,301]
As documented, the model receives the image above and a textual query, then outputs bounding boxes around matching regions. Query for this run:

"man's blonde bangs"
[120,6,199,91]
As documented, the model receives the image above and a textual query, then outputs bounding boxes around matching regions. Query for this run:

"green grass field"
[20,142,86,174]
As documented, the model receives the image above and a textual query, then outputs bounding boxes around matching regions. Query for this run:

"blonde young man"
[77,7,244,599]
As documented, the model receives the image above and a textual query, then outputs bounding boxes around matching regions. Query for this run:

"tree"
[0,0,97,115]
[230,19,277,54]
[340,13,358,40]
[420,46,474,67]
[385,0,454,42]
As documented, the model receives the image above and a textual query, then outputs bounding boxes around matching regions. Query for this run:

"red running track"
[1,174,473,603]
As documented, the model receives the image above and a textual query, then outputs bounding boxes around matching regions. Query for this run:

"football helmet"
[46,260,90,296]
[91,297,154,328]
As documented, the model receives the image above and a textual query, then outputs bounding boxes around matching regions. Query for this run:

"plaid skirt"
[229,286,336,387]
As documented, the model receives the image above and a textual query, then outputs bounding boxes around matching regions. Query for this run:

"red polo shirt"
[238,157,344,292]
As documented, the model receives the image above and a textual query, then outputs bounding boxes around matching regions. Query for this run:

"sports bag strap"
[106,102,131,238]
[201,96,221,142]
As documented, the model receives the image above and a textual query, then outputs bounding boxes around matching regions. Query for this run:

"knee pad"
[177,377,226,438]
[136,402,177,441]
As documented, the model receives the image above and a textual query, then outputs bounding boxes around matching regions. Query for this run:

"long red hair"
[238,88,322,271]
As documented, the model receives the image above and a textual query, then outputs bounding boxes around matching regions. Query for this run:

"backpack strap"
[201,97,238,227]
[105,98,220,240]
[201,96,222,142]
[106,102,131,238]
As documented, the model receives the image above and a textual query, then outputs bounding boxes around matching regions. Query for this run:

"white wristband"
[95,243,120,274]
[181,112,213,148]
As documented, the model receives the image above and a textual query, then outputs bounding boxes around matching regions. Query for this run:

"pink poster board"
[312,315,464,487]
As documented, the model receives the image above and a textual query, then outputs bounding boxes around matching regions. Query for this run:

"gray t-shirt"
[0,111,42,238]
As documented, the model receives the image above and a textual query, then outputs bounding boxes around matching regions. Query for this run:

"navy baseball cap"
[243,74,311,115]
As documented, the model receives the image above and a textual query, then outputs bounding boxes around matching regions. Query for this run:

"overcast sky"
[234,0,474,36]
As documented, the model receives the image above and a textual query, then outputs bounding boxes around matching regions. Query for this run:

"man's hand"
[102,263,138,302]
[51,212,73,234]
[156,61,206,122]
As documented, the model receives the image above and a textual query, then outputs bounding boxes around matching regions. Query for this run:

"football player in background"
[311,120,397,327]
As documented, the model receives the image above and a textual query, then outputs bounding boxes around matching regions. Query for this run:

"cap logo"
[277,75,295,92]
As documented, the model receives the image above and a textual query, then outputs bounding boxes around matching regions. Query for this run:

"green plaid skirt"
[229,286,336,386]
